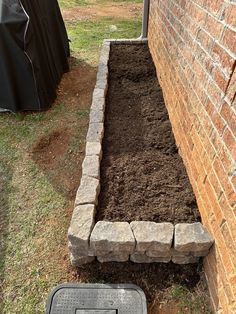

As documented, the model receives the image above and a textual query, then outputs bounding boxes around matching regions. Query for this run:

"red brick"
[221,27,236,56]
[220,102,236,136]
[220,222,236,270]
[189,1,207,25]
[212,110,226,135]
[204,256,219,307]
[206,81,224,109]
[212,42,235,76]
[219,289,230,313]
[213,157,235,203]
[226,66,236,103]
[204,13,224,40]
[229,274,236,297]
[206,0,224,17]
[196,29,214,53]
[231,175,236,190]
[223,127,236,160]
[213,67,230,93]
[208,169,223,200]
[219,193,236,235]
[224,4,236,28]
[210,128,223,154]
[148,4,236,311]
[210,219,234,274]
[218,144,234,175]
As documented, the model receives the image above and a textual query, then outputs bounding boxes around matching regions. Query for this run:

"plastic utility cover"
[46,284,147,314]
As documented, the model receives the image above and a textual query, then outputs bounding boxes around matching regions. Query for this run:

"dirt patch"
[97,44,201,223]
[57,58,97,108]
[62,3,143,22]
[32,129,71,167]
[70,261,202,312]
[31,58,96,199]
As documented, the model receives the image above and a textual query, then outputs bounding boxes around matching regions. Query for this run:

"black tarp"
[0,0,69,112]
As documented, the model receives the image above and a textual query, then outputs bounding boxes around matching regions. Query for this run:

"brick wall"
[148,0,236,312]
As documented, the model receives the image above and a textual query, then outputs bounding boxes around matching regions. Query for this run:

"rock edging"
[68,39,214,266]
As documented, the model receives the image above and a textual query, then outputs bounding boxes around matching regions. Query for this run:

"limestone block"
[99,43,110,65]
[85,142,102,160]
[91,96,106,112]
[75,176,100,206]
[70,253,95,267]
[90,221,135,254]
[174,223,214,252]
[89,108,104,123]
[93,88,105,99]
[130,221,174,253]
[68,204,95,253]
[130,252,171,263]
[96,64,108,90]
[192,250,210,257]
[172,255,199,264]
[97,253,129,263]
[86,123,104,143]
[82,155,100,179]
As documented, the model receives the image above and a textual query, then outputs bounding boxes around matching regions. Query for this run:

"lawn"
[0,1,211,313]
[0,1,142,313]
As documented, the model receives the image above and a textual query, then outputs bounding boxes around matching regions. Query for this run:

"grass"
[67,18,142,63]
[59,0,143,9]
[0,1,142,313]
[167,284,212,313]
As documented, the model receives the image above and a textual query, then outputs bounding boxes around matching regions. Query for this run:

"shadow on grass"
[27,58,96,200]
[0,161,13,309]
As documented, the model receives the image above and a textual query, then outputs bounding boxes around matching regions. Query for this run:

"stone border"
[68,39,214,266]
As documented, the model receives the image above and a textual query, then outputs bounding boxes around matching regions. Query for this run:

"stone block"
[97,253,129,263]
[82,155,100,179]
[99,43,110,65]
[68,204,96,253]
[130,252,171,263]
[174,223,214,252]
[70,253,95,267]
[90,221,135,254]
[92,88,105,99]
[172,255,199,264]
[192,250,210,257]
[85,142,102,160]
[69,242,95,257]
[86,123,104,143]
[146,250,171,258]
[89,109,104,123]
[130,221,174,253]
[91,96,106,112]
[75,176,100,206]
[170,249,191,257]
[96,64,108,90]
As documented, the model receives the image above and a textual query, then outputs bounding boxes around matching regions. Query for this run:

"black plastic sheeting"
[0,0,70,112]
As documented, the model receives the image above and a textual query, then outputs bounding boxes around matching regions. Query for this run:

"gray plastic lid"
[46,283,147,314]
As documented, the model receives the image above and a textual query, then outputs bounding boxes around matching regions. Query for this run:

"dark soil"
[97,44,201,223]
[72,261,204,313]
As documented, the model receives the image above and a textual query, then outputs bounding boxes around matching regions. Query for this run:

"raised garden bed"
[68,39,214,266]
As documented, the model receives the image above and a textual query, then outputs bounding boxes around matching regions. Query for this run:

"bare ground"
[62,3,143,21]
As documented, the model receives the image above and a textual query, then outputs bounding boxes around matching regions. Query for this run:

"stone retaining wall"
[68,39,214,266]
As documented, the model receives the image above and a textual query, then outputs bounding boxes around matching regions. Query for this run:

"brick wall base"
[148,0,236,312]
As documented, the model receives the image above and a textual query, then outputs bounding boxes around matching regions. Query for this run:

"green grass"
[165,284,213,314]
[59,0,143,9]
[67,17,142,63]
[0,2,142,313]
